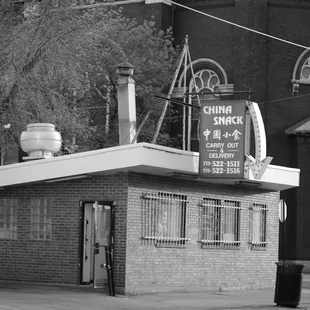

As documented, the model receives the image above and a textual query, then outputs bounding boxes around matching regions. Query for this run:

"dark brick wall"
[264,4,310,261]
[278,135,310,261]
[293,136,310,260]
[0,174,128,287]
[121,2,172,31]
[173,5,234,82]
[172,0,310,162]
[173,0,310,261]
[107,0,310,264]
[265,5,310,166]
[173,0,268,102]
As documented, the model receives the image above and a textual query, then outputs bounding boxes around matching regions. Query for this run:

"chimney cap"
[116,61,135,76]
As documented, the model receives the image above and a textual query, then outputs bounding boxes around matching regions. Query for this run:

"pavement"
[1,277,310,310]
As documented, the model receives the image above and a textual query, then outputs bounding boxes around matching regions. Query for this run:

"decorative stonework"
[292,50,310,88]
[285,116,310,136]
[268,0,310,9]
[300,58,310,82]
[145,0,171,5]
[176,0,235,9]
[189,69,220,94]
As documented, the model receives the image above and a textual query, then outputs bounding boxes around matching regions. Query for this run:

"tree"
[0,0,178,157]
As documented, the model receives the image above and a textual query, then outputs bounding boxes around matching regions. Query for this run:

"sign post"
[199,100,246,179]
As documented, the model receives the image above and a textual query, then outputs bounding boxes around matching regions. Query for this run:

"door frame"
[79,200,115,286]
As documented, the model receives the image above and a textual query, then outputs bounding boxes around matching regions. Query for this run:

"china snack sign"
[199,100,246,179]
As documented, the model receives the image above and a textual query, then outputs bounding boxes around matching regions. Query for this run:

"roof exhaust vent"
[20,123,62,160]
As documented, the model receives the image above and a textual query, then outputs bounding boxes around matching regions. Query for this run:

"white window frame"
[141,191,188,247]
[200,198,241,249]
[30,198,52,240]
[250,203,268,249]
[0,199,18,239]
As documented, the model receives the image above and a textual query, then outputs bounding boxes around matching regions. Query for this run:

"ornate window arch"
[189,68,221,96]
[177,59,231,151]
[178,58,228,91]
[292,49,310,92]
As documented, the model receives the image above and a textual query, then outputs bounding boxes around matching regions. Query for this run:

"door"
[93,202,111,288]
[82,203,94,284]
[81,201,112,288]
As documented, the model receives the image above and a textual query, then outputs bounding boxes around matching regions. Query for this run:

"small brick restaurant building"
[0,141,299,294]
[0,58,300,294]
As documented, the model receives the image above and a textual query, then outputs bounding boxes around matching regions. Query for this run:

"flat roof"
[0,143,299,191]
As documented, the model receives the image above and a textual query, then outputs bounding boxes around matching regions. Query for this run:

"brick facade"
[155,0,310,262]
[0,0,304,292]
[0,172,279,294]
[2,0,306,263]
[126,173,279,294]
[0,174,129,287]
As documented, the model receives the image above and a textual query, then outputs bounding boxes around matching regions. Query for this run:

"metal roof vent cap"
[20,123,62,160]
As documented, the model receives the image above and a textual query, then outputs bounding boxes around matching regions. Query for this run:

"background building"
[119,0,310,267]
[2,0,310,272]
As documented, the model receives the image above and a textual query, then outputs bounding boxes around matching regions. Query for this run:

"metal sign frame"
[199,100,246,179]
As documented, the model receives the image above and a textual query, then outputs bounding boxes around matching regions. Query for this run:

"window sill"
[199,240,241,249]
[142,236,190,248]
[250,242,268,250]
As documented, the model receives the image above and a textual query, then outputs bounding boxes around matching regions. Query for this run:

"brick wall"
[126,173,279,294]
[121,2,172,31]
[172,0,308,262]
[172,0,310,164]
[265,4,310,166]
[0,170,281,293]
[0,174,128,288]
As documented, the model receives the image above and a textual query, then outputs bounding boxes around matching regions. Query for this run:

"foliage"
[0,0,178,154]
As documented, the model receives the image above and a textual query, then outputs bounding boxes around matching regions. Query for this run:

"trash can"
[274,262,305,308]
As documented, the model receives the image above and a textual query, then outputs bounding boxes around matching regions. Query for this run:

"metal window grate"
[0,199,18,239]
[250,203,268,250]
[141,192,188,247]
[199,198,241,249]
[30,198,52,240]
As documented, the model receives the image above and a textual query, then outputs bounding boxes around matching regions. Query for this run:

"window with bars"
[30,198,52,240]
[0,199,18,239]
[199,198,241,249]
[141,192,188,247]
[250,203,268,249]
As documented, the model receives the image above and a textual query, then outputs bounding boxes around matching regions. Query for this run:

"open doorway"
[80,201,114,288]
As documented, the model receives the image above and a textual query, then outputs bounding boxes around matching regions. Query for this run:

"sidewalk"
[1,280,310,310]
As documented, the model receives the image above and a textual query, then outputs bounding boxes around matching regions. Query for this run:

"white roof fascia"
[0,142,300,191]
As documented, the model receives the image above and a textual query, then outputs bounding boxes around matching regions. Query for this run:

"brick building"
[0,0,307,293]
[118,0,310,266]
[0,12,301,291]
[0,142,299,293]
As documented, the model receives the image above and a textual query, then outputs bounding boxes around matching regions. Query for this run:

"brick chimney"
[116,61,137,145]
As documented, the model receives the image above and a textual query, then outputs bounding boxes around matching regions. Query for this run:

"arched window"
[292,49,310,92]
[300,58,310,82]
[178,59,231,151]
[178,58,228,90]
[189,68,221,94]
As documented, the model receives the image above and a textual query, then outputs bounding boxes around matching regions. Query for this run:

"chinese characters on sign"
[199,100,246,179]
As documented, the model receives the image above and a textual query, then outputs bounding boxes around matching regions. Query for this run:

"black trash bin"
[274,262,305,308]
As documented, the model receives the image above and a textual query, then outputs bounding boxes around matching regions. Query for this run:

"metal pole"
[131,111,151,143]
[186,46,201,151]
[283,215,285,263]
[152,41,187,144]
[182,36,188,150]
